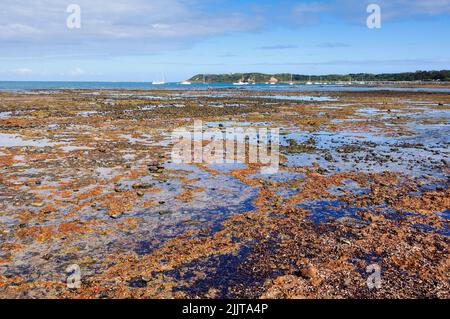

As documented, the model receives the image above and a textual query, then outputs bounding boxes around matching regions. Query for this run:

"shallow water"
[283,127,449,178]
[0,133,56,147]
[252,95,335,101]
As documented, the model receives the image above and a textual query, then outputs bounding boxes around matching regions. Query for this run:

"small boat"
[180,80,192,85]
[233,77,249,86]
[314,77,324,85]
[289,74,294,85]
[152,73,166,85]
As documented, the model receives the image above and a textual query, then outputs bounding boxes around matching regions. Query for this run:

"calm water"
[0,81,450,93]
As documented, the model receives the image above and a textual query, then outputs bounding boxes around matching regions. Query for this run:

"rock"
[316,168,329,175]
[30,202,45,208]
[198,228,210,237]
[148,162,164,173]
[132,182,153,189]
[300,265,321,286]
[128,277,148,288]
[136,191,145,197]
[300,265,317,280]
[343,278,352,288]
[184,219,202,226]
[360,212,383,222]
[336,216,367,228]
[42,253,53,260]
[338,237,352,245]
[97,291,109,299]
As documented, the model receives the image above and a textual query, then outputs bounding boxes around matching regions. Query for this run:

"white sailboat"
[314,77,323,85]
[152,73,166,85]
[306,76,313,85]
[289,74,294,85]
[233,76,249,86]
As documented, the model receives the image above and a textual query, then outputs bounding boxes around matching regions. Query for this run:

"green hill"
[189,70,450,83]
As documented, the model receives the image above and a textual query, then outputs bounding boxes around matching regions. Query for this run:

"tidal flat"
[0,88,448,298]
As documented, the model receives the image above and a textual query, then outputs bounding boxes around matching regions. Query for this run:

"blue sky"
[1,0,449,81]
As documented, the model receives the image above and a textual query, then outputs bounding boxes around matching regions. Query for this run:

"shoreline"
[1,82,450,93]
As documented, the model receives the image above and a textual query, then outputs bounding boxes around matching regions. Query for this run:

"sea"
[0,81,449,93]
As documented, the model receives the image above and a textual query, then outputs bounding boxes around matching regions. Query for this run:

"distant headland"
[189,70,450,83]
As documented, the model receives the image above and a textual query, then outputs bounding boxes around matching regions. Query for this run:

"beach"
[0,87,448,298]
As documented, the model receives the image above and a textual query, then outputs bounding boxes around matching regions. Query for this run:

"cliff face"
[189,71,450,83]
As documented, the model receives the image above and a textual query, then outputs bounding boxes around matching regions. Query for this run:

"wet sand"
[0,88,448,298]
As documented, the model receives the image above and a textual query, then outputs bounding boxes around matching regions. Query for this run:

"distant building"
[269,77,278,84]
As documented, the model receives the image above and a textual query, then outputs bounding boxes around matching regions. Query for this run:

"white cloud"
[289,0,450,25]
[333,0,450,22]
[151,24,171,30]
[292,2,330,24]
[10,68,34,74]
[0,0,449,60]
[388,0,450,16]
[69,67,86,76]
[0,23,42,39]
[0,0,263,57]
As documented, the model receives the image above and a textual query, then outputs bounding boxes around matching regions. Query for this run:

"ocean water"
[0,81,449,93]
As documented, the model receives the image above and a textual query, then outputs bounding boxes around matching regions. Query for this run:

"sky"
[0,0,449,81]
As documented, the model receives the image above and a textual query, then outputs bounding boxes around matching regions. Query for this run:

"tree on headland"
[189,70,450,83]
